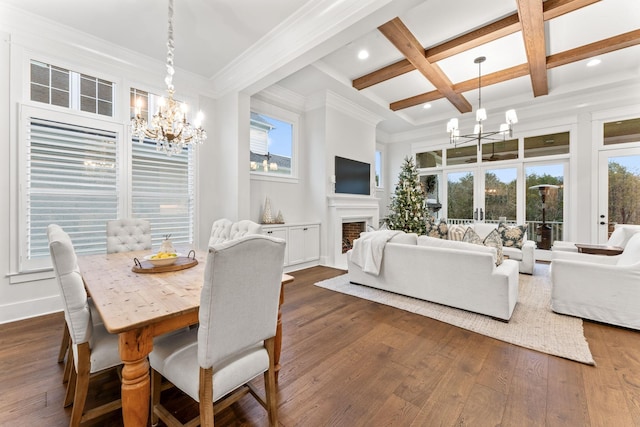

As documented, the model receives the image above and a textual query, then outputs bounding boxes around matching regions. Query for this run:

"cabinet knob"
[303,227,308,231]
[267,231,273,234]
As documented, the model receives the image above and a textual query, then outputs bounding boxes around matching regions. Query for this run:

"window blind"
[132,139,194,248]
[27,118,118,258]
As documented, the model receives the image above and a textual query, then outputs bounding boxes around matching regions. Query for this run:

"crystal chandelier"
[130,0,206,156]
[446,56,517,150]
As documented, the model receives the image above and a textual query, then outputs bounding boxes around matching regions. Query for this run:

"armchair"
[552,223,640,253]
[551,232,640,330]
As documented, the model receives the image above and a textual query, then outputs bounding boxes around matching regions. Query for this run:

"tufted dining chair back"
[208,218,233,247]
[106,218,152,253]
[229,219,263,240]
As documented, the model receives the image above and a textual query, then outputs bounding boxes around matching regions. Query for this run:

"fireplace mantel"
[327,194,380,269]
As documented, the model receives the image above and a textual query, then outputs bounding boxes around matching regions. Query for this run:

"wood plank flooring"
[1,265,640,426]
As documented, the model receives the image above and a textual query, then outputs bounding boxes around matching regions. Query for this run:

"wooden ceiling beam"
[516,0,549,96]
[378,18,472,113]
[390,64,530,111]
[547,28,640,68]
[353,0,600,91]
[389,28,639,111]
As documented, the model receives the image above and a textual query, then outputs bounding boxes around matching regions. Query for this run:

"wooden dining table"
[77,248,293,427]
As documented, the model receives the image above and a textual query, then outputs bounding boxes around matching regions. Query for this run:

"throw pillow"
[448,224,467,241]
[425,217,449,239]
[498,223,526,249]
[483,229,504,266]
[462,227,482,245]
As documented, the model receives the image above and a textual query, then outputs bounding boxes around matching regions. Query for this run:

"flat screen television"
[335,156,370,196]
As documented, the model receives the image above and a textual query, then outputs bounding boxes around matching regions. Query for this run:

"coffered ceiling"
[1,0,639,135]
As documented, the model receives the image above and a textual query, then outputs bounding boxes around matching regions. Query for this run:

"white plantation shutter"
[26,117,118,258]
[132,139,194,248]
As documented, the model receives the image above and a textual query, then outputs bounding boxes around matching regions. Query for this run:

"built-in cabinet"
[262,222,320,270]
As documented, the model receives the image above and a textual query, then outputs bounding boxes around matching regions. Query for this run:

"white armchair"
[106,218,151,253]
[552,223,640,253]
[551,232,640,330]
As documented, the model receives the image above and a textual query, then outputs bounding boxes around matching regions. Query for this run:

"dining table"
[77,248,293,427]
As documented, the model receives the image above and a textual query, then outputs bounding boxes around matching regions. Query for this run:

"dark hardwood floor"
[2,265,640,426]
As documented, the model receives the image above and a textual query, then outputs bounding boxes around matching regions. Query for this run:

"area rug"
[315,265,595,365]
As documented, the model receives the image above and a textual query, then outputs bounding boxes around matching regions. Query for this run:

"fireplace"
[342,221,366,253]
[327,195,379,269]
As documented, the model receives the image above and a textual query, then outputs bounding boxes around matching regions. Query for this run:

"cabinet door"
[288,225,320,265]
[287,227,305,265]
[263,228,288,266]
[303,225,320,261]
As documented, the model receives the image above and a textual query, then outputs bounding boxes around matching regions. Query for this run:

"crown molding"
[253,84,306,114]
[210,0,398,98]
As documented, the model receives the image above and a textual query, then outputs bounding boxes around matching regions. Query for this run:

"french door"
[444,165,519,224]
[598,148,640,242]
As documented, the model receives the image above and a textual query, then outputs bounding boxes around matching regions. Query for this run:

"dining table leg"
[119,327,153,427]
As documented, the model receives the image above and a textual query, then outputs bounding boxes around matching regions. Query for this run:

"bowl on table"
[143,252,182,267]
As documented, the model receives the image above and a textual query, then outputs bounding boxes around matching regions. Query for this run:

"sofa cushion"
[425,217,449,239]
[483,229,504,266]
[502,246,523,261]
[389,232,418,245]
[448,224,468,241]
[498,223,527,249]
[462,227,483,245]
[418,235,498,264]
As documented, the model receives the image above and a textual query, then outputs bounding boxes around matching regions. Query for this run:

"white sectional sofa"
[466,223,535,275]
[347,232,520,321]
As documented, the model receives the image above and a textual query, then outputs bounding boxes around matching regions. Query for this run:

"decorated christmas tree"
[388,156,428,234]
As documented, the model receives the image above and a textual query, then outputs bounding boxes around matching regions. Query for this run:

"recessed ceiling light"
[587,58,601,67]
[423,103,432,109]
[357,49,369,60]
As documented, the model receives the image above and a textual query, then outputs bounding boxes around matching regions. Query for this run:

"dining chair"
[48,224,122,427]
[208,218,232,246]
[149,234,286,427]
[106,218,152,253]
[229,219,263,240]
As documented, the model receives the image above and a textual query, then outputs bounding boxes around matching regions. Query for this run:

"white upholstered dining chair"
[106,218,152,253]
[149,234,286,427]
[229,219,263,240]
[208,218,232,247]
[48,224,122,427]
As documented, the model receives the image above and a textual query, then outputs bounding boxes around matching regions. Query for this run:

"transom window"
[30,60,114,117]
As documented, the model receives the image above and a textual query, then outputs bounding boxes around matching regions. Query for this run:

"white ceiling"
[2,0,639,135]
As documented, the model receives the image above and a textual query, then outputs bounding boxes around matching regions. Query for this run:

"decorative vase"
[159,234,175,253]
[276,210,284,224]
[262,197,274,224]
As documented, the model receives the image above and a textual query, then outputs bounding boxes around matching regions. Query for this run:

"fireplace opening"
[342,221,366,253]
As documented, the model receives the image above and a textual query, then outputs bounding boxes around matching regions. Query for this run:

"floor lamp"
[529,184,559,250]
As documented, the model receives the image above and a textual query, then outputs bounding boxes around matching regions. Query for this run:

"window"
[130,87,195,247]
[18,77,196,271]
[526,164,565,243]
[482,139,518,162]
[375,150,382,187]
[416,150,442,168]
[23,108,119,268]
[604,117,640,145]
[249,109,295,177]
[30,60,114,117]
[447,145,477,165]
[132,139,194,247]
[524,132,569,158]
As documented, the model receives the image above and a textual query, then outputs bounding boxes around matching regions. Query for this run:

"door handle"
[480,208,484,221]
[600,222,605,225]
[474,208,478,221]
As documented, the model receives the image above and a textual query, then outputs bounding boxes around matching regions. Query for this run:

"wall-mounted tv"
[335,156,371,196]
